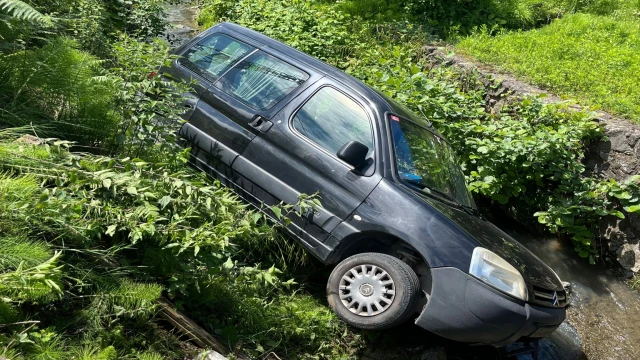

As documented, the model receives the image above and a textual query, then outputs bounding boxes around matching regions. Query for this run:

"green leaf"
[614,191,632,200]
[103,178,112,189]
[271,206,282,219]
[106,225,117,237]
[610,210,625,219]
[578,250,589,258]
[126,187,138,195]
[159,196,171,209]
[264,273,274,284]
[477,146,489,154]
[626,205,640,213]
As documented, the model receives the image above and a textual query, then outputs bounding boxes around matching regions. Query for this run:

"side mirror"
[337,141,369,170]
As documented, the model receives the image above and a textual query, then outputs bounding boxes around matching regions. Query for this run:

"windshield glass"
[390,115,476,209]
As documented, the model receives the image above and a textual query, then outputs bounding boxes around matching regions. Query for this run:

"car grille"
[528,284,567,308]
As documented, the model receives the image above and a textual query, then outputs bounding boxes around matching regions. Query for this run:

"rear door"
[236,79,382,243]
[189,49,315,167]
[166,33,253,121]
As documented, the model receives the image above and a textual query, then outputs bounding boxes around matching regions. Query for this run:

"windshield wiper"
[403,179,478,216]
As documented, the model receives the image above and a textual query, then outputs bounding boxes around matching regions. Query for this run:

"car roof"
[211,22,390,108]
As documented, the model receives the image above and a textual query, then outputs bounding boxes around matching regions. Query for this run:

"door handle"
[249,115,264,127]
[249,115,273,132]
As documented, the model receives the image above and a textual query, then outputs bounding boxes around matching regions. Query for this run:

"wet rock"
[607,128,633,154]
[617,243,640,272]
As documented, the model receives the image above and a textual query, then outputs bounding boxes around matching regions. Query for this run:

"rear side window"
[292,87,373,158]
[215,51,309,111]
[180,34,253,82]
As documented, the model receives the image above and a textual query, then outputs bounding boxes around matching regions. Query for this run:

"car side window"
[215,51,309,111]
[292,87,374,158]
[179,34,253,82]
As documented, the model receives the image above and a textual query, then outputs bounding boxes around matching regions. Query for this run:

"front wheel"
[326,253,420,330]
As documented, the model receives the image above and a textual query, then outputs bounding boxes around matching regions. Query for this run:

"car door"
[174,32,264,167]
[235,79,383,244]
[188,45,318,166]
[165,33,253,122]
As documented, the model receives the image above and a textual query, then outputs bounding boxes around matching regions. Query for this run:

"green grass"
[458,12,640,122]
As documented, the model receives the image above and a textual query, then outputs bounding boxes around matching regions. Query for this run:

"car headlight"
[469,247,528,301]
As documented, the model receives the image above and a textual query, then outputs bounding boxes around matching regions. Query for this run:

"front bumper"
[415,267,566,346]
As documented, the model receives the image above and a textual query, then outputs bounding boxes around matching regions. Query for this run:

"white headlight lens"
[469,247,528,301]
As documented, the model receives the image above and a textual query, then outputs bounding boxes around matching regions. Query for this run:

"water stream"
[506,228,640,360]
[161,2,200,47]
[161,3,640,359]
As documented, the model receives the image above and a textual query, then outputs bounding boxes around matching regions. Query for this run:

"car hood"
[418,195,563,291]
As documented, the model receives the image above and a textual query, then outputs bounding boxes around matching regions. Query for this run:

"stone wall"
[424,46,640,274]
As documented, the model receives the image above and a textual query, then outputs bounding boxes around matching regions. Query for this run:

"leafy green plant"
[0,0,50,24]
[0,38,120,148]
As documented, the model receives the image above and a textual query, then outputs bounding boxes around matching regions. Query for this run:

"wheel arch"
[328,230,429,265]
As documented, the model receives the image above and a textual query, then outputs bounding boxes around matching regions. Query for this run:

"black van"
[166,22,567,346]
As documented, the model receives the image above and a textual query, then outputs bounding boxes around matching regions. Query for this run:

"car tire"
[326,252,420,330]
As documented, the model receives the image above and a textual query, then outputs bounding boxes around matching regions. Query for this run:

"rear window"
[214,51,309,111]
[179,34,253,83]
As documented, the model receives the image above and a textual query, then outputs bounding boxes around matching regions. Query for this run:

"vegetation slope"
[2,0,640,359]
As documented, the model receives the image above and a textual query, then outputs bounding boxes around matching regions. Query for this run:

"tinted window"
[292,87,373,158]
[215,51,309,111]
[180,34,252,82]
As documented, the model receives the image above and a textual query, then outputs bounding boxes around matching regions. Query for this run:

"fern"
[82,276,162,331]
[0,0,50,24]
[0,235,52,271]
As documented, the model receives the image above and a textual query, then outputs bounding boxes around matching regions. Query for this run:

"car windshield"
[390,115,476,209]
